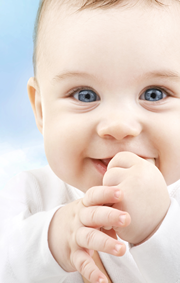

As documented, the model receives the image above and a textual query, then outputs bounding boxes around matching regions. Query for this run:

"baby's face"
[29,1,180,191]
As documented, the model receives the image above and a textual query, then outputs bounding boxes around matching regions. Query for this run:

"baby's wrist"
[132,206,170,246]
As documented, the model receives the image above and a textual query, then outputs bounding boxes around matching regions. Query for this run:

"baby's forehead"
[34,0,164,71]
[34,0,178,78]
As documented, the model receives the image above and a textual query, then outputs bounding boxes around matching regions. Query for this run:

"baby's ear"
[27,77,43,134]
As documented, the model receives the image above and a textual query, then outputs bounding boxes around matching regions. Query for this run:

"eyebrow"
[52,69,180,83]
[52,71,96,82]
[143,70,180,81]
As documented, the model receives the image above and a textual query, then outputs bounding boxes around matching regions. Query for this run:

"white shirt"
[0,165,180,283]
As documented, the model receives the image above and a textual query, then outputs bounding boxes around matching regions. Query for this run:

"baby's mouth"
[101,157,156,168]
[91,157,113,175]
[101,158,112,167]
[92,156,156,175]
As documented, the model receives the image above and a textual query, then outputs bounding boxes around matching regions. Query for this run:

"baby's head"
[28,0,180,192]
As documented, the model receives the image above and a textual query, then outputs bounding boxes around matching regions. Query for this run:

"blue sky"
[0,1,47,190]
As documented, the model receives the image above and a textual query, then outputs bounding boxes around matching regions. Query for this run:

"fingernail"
[119,215,126,224]
[98,278,105,283]
[114,244,122,252]
[103,226,113,230]
[114,190,121,198]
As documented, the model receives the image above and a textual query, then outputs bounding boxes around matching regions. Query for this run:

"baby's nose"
[96,113,142,141]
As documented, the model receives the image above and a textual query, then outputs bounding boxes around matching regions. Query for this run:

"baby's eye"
[73,89,100,102]
[140,88,167,101]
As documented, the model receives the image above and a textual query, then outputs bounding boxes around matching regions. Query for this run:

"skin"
[28,1,180,282]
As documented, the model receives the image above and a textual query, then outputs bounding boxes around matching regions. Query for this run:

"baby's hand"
[103,152,170,245]
[48,185,130,283]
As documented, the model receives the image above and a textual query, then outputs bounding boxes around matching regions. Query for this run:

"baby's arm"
[48,185,131,283]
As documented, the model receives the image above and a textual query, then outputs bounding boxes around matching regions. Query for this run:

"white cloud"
[0,143,47,190]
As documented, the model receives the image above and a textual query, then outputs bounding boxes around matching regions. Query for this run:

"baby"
[1,0,180,282]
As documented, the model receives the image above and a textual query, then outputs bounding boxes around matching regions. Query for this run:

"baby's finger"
[146,158,155,165]
[80,205,130,228]
[103,167,127,187]
[107,151,141,170]
[76,227,126,256]
[83,186,123,207]
[73,249,108,283]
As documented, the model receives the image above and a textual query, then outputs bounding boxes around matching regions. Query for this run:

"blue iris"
[78,90,98,102]
[144,89,163,101]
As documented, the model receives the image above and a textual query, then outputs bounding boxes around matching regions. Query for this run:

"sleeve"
[0,172,70,283]
[130,197,180,283]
